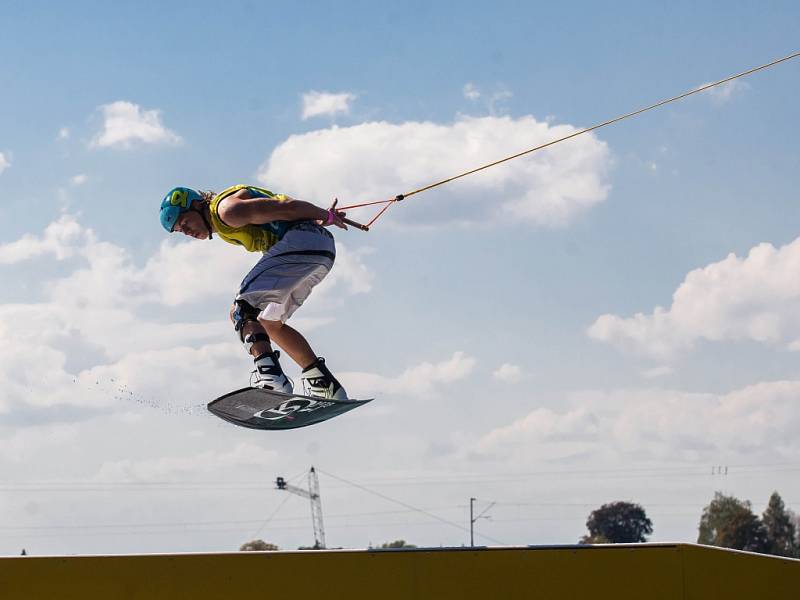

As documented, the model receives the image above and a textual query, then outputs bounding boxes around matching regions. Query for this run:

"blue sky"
[1,2,799,554]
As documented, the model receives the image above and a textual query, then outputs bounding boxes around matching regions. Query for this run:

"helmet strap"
[200,210,214,240]
[190,202,214,240]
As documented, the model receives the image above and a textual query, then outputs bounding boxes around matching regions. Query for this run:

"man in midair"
[160,185,349,399]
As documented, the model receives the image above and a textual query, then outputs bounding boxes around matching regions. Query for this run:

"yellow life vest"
[209,184,292,253]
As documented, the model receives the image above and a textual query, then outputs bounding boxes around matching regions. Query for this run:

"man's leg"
[231,302,292,393]
[235,224,345,397]
[260,319,317,369]
[261,318,348,400]
[233,312,273,358]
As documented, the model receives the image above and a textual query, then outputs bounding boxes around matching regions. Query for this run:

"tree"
[580,501,653,544]
[795,514,800,558]
[697,492,769,553]
[379,540,417,549]
[239,539,280,552]
[762,491,798,558]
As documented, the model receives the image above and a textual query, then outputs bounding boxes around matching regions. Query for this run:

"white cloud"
[462,83,512,114]
[588,237,800,359]
[71,174,88,185]
[479,407,599,451]
[492,363,523,383]
[258,115,610,228]
[342,351,476,398]
[463,83,480,101]
[0,423,82,462]
[476,381,800,462]
[0,216,374,414]
[57,127,70,140]
[304,243,373,312]
[0,215,88,264]
[703,79,750,105]
[96,442,278,481]
[0,152,10,174]
[301,91,356,120]
[642,366,673,378]
[90,101,181,149]
[487,87,513,115]
[0,216,368,312]
[139,238,256,307]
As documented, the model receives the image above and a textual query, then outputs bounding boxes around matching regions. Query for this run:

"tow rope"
[339,51,799,232]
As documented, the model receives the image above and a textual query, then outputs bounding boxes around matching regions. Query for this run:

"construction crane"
[275,466,326,549]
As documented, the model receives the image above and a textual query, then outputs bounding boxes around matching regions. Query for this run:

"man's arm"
[218,190,347,229]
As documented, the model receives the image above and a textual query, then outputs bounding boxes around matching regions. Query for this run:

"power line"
[3,497,795,540]
[2,461,799,492]
[250,492,294,540]
[0,505,468,533]
[317,468,507,546]
[0,511,711,541]
[6,497,789,533]
[300,462,800,488]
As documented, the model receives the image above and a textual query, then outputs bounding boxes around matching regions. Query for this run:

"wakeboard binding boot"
[301,357,348,400]
[251,350,294,394]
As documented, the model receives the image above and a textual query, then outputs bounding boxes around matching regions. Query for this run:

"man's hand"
[321,199,348,230]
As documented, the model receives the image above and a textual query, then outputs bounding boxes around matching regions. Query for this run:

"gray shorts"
[236,222,335,322]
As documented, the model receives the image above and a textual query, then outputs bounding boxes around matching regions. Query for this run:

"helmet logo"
[170,189,190,208]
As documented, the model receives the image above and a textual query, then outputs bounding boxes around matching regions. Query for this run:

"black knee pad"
[232,300,261,343]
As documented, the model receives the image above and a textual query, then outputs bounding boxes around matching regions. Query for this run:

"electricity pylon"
[276,466,326,549]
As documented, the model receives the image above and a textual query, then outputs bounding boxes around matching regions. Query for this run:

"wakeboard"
[207,387,372,430]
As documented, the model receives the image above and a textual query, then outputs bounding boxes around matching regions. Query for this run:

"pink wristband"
[324,209,335,226]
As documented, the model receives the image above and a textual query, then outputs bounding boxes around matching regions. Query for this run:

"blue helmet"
[160,187,203,232]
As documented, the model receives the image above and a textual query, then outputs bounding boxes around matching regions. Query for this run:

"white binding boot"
[251,350,294,394]
[301,357,348,400]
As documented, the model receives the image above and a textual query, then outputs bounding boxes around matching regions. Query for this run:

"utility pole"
[470,497,495,547]
[470,497,475,547]
[276,466,326,549]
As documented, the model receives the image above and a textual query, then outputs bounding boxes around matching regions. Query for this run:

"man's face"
[173,210,209,240]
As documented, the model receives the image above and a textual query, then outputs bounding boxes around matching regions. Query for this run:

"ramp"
[0,543,797,599]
